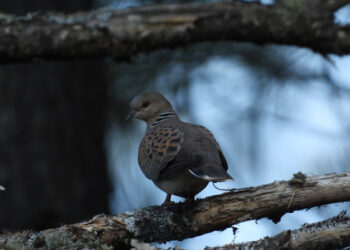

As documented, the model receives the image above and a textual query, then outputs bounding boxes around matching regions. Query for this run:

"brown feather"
[128,92,233,203]
[138,125,184,180]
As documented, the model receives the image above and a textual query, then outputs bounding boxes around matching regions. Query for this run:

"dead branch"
[134,211,350,250]
[206,210,350,250]
[0,171,349,249]
[0,1,349,63]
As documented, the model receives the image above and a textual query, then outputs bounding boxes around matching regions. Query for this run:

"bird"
[126,92,233,205]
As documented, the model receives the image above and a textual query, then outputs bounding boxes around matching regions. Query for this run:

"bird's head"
[125,92,174,122]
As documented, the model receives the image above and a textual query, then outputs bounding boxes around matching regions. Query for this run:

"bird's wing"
[186,125,232,181]
[196,125,229,171]
[138,126,184,181]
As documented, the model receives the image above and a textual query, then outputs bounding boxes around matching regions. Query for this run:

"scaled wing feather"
[138,126,184,180]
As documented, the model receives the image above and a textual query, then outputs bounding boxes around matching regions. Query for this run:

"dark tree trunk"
[0,0,111,230]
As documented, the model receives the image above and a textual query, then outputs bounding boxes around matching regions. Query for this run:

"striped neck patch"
[152,112,176,127]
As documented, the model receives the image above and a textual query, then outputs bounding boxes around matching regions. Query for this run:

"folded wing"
[138,126,184,181]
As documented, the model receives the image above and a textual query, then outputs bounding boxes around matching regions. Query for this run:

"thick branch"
[1,171,350,249]
[0,1,349,63]
[137,211,350,250]
[112,211,350,250]
[307,0,350,12]
[206,210,350,250]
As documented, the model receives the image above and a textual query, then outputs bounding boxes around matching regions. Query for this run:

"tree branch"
[109,211,350,250]
[307,0,350,12]
[206,210,350,250]
[1,171,349,249]
[0,1,349,63]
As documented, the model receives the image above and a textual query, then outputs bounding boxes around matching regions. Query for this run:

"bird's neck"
[147,111,178,129]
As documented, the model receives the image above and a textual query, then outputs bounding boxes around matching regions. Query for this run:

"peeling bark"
[0,1,349,63]
[1,171,349,249]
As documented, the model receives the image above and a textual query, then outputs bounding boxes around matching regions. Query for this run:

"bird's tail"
[211,172,234,183]
[189,164,234,182]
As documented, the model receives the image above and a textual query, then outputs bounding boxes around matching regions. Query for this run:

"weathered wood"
[130,211,350,250]
[1,171,349,249]
[0,1,349,63]
[206,210,350,250]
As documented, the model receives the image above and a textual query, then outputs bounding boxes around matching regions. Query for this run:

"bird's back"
[158,120,232,182]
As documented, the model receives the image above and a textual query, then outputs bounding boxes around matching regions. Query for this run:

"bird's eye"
[142,101,150,108]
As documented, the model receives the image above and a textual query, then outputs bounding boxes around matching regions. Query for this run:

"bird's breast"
[154,169,208,198]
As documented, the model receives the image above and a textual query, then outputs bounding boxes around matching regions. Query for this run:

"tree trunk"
[0,0,111,231]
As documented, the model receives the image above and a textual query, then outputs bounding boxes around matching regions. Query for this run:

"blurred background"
[0,0,349,248]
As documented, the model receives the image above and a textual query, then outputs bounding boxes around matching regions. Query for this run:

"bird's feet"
[162,194,174,206]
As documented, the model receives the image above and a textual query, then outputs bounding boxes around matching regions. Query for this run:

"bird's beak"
[125,111,136,121]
